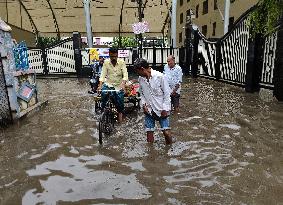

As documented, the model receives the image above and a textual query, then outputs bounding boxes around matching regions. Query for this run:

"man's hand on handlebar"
[119,81,126,92]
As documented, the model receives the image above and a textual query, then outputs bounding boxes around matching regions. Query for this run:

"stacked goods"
[125,80,139,97]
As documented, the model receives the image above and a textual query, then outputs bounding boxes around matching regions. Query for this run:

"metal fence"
[191,6,279,91]
[28,37,75,74]
[261,32,278,87]
[81,47,180,68]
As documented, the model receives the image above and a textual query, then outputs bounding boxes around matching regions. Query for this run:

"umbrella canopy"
[1,0,171,37]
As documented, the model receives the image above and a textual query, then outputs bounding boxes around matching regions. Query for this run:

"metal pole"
[83,0,93,48]
[170,0,177,47]
[224,0,230,34]
[138,0,143,57]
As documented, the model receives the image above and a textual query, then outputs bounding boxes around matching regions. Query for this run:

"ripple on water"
[122,161,146,171]
[29,143,62,159]
[24,155,150,204]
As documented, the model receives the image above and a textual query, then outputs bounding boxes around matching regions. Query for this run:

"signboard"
[118,50,129,58]
[89,48,100,63]
[98,48,110,58]
[89,48,109,65]
[17,83,35,102]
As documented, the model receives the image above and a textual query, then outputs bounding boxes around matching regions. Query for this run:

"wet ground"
[0,77,283,205]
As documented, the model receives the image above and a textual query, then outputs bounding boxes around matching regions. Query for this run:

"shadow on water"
[0,78,283,205]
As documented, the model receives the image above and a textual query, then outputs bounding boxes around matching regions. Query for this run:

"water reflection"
[23,155,150,204]
[0,78,282,204]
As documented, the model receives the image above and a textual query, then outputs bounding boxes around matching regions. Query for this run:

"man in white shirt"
[163,55,183,112]
[133,58,173,144]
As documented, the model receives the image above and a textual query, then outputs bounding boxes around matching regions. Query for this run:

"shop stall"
[0,19,41,120]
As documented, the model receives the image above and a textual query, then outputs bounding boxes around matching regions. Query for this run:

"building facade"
[171,0,258,47]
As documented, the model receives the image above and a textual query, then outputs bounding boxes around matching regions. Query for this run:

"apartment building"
[172,0,258,47]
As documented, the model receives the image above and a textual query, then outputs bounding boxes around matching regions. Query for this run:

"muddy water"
[0,77,282,205]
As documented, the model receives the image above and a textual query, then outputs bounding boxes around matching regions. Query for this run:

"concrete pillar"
[170,0,177,47]
[245,34,265,93]
[224,0,230,34]
[83,0,93,48]
[73,32,82,76]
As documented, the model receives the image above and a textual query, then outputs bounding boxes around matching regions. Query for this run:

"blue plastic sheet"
[13,41,29,70]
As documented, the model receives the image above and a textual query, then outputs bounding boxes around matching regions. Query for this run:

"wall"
[0,1,36,47]
[175,0,258,47]
[9,24,36,47]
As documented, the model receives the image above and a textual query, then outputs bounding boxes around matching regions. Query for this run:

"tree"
[36,36,60,48]
[111,36,138,48]
[249,0,283,36]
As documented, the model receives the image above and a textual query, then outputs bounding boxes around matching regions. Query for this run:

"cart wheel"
[98,121,103,144]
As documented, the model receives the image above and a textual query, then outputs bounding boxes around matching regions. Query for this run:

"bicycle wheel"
[98,111,107,144]
[104,110,114,135]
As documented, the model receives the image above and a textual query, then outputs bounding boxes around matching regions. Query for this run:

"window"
[203,0,208,14]
[180,0,183,6]
[187,0,190,2]
[179,32,182,43]
[214,0,217,10]
[196,5,199,18]
[202,25,207,36]
[228,17,234,31]
[186,10,190,18]
[180,13,183,24]
[212,22,216,36]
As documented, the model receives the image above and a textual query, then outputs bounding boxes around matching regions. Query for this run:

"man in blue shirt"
[89,56,104,94]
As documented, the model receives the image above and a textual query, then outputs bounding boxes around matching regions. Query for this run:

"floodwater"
[0,77,283,205]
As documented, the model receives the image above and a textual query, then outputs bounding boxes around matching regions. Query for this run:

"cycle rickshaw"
[94,80,140,144]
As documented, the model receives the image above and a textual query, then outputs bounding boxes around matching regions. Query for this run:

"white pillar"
[84,0,93,48]
[224,0,230,34]
[170,0,177,47]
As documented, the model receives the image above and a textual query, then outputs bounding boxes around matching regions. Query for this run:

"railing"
[28,37,75,74]
[261,32,278,87]
[82,47,180,70]
[190,5,280,92]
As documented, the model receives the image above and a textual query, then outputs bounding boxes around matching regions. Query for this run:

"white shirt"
[163,64,183,94]
[138,69,171,117]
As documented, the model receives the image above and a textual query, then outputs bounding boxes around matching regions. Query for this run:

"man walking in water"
[133,58,173,144]
[163,55,183,112]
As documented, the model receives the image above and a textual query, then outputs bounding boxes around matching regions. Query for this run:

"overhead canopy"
[1,0,171,37]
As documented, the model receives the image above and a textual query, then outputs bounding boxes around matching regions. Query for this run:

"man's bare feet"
[147,132,154,143]
[165,136,173,144]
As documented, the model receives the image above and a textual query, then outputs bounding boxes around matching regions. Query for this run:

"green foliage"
[111,36,138,48]
[36,36,60,48]
[249,0,283,36]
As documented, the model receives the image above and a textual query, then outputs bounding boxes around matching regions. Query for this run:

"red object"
[130,83,139,96]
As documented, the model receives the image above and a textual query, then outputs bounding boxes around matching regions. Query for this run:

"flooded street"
[0,77,283,205]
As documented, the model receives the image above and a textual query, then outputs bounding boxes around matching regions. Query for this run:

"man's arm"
[172,84,180,95]
[161,76,171,115]
[138,78,149,114]
[172,67,183,94]
[97,63,107,90]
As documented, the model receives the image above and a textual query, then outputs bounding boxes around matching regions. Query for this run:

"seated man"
[97,48,128,123]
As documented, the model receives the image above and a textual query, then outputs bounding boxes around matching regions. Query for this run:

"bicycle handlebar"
[98,89,122,92]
